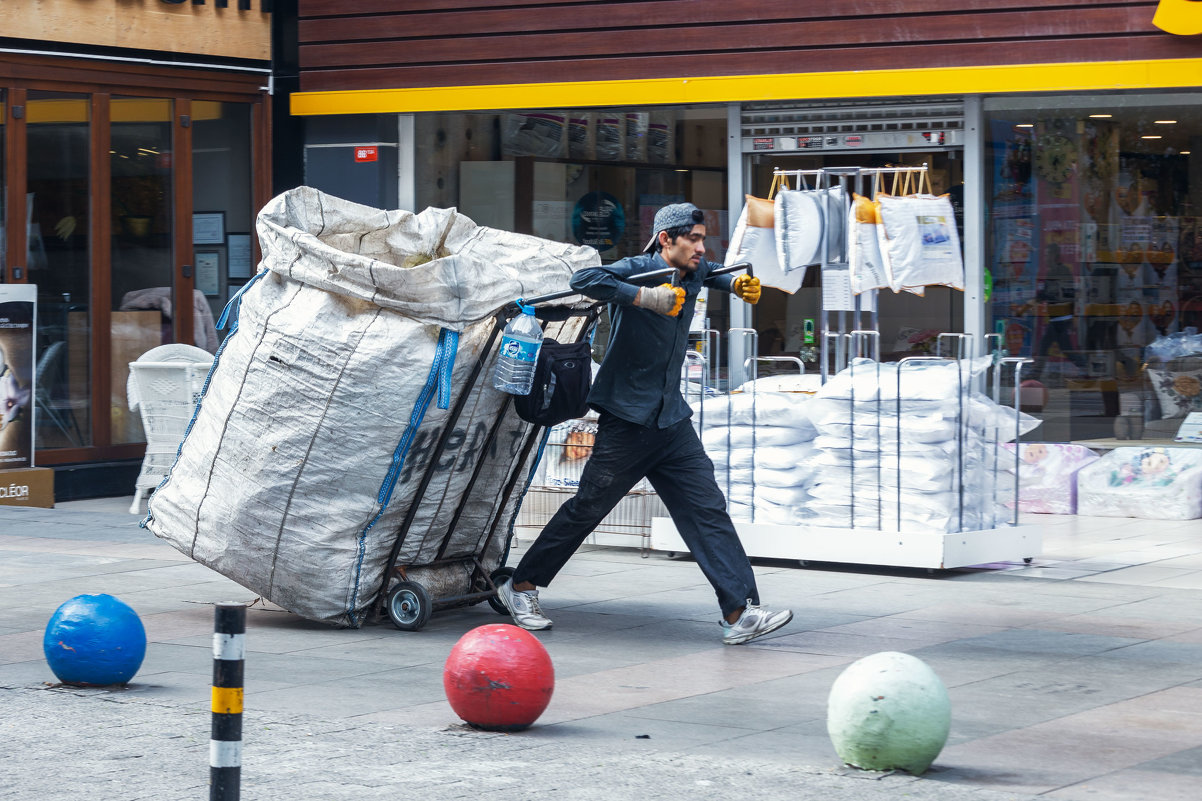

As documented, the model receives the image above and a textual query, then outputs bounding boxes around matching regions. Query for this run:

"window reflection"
[192,101,252,337]
[986,94,1202,444]
[411,106,731,364]
[110,96,174,445]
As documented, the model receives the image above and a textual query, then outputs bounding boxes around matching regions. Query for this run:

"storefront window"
[414,106,731,329]
[192,100,253,340]
[27,91,92,449]
[110,97,175,445]
[750,151,965,371]
[986,93,1202,444]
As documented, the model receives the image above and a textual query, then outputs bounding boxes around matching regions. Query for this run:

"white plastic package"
[694,389,816,429]
[876,193,965,292]
[847,194,892,294]
[1076,446,1202,520]
[774,189,824,276]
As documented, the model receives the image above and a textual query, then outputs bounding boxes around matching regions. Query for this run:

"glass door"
[26,91,92,449]
[109,97,176,445]
[192,100,254,340]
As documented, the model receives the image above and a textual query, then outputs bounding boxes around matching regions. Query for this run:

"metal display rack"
[650,166,1041,570]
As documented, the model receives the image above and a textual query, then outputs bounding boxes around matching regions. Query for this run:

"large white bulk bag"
[144,187,596,626]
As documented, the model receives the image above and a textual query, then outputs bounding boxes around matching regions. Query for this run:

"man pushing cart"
[497,202,794,646]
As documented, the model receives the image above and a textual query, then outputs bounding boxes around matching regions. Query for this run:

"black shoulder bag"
[513,338,594,427]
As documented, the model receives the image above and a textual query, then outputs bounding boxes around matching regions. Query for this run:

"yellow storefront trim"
[291,58,1202,116]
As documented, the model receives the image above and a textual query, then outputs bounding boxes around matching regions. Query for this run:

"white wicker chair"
[127,344,214,514]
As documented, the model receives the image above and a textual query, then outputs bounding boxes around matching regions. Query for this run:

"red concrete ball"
[443,623,554,731]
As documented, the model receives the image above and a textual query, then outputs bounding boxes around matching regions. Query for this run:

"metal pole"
[211,603,246,801]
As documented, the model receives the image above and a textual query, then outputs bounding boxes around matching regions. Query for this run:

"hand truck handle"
[513,260,752,312]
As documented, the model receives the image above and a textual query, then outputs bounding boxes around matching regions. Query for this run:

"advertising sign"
[0,284,36,469]
[571,191,625,254]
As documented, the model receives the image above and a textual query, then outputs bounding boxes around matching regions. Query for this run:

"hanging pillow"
[848,193,892,294]
[727,174,803,293]
[875,172,964,293]
[774,189,823,277]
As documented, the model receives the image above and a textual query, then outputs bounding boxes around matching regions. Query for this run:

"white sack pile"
[694,388,817,526]
[144,187,597,626]
[804,358,1040,532]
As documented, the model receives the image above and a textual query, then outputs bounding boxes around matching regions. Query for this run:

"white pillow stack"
[693,388,817,526]
[803,358,1039,532]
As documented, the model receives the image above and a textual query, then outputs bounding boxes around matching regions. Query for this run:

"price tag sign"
[354,146,378,163]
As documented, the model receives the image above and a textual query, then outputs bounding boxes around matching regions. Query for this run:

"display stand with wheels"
[650,165,1042,571]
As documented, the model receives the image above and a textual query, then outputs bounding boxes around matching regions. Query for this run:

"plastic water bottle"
[493,303,543,395]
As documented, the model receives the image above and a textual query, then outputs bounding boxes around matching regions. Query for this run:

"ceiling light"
[1142,135,1163,140]
[1089,114,1113,119]
[1154,120,1177,124]
[1182,151,1192,155]
[1015,124,1033,128]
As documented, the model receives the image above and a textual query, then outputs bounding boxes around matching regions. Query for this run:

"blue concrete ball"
[43,594,147,686]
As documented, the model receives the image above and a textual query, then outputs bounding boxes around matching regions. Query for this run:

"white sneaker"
[496,579,552,631]
[721,602,793,645]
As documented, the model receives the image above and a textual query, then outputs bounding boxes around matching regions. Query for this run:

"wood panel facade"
[6,0,271,62]
[297,1,1187,94]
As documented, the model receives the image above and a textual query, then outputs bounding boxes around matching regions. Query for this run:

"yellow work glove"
[635,284,687,317]
[732,274,761,304]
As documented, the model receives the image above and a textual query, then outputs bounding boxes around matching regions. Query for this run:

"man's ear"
[658,230,670,249]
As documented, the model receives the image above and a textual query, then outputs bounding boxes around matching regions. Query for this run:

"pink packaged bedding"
[1076,446,1202,520]
[1002,443,1100,515]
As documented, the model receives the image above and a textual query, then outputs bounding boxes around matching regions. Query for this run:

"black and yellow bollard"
[210,603,245,801]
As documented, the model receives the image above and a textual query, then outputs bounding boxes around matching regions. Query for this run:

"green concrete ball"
[826,651,951,775]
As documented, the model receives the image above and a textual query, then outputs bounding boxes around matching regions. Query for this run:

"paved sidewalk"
[3,498,1202,800]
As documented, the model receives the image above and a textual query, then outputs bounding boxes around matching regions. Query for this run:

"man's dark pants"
[512,414,759,619]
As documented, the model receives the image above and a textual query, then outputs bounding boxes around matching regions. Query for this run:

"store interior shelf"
[650,517,1042,571]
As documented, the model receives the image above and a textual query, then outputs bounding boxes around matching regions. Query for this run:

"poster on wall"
[0,284,36,469]
[571,191,625,254]
[195,252,221,296]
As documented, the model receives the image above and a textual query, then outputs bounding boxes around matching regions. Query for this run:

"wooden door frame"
[174,97,195,352]
[4,87,27,284]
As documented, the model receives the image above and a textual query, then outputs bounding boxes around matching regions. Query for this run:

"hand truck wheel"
[387,581,432,631]
[487,566,516,616]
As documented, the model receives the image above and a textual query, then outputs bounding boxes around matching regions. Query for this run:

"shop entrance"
[1,62,268,467]
[741,100,966,374]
